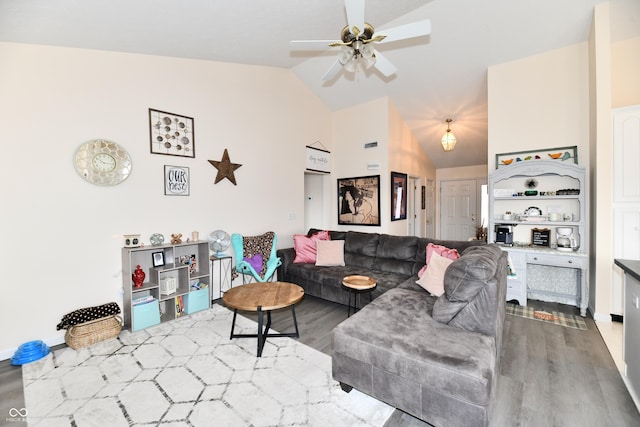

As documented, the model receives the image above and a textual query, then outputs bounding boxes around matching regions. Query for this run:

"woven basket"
[65,315,122,350]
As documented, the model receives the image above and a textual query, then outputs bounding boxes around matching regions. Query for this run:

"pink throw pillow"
[315,240,345,266]
[418,243,460,278]
[415,251,454,296]
[293,231,331,264]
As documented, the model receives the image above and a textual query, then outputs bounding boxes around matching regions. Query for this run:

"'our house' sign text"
[306,145,331,174]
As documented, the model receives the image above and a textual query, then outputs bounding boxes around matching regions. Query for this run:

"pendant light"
[441,118,457,152]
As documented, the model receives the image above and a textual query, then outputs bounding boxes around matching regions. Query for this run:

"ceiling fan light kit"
[441,118,457,152]
[290,0,431,81]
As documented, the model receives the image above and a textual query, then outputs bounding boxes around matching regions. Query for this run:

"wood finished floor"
[1,296,638,427]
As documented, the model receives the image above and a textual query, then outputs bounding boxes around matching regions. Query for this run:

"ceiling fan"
[290,0,431,81]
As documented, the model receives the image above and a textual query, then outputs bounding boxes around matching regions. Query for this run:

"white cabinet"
[489,160,589,315]
[505,250,527,306]
[614,259,640,407]
[122,241,211,332]
[612,105,640,316]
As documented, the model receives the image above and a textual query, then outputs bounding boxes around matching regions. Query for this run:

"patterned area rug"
[22,305,393,426]
[506,302,588,330]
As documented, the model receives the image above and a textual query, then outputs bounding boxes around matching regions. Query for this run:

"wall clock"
[74,139,132,186]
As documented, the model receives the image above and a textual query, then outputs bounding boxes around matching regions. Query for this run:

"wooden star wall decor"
[208,148,242,185]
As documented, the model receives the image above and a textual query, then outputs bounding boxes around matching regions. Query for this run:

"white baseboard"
[622,371,640,413]
[592,311,611,322]
[1,335,65,362]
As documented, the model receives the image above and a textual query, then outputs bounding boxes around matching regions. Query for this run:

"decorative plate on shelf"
[74,139,132,186]
[524,206,542,216]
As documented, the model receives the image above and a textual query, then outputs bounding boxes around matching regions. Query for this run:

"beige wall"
[331,97,435,234]
[0,42,434,358]
[612,36,640,108]
[0,42,333,358]
[487,43,591,173]
[387,99,436,236]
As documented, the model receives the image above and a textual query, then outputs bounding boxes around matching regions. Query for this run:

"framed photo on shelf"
[337,175,380,226]
[391,172,408,221]
[164,165,190,196]
[149,108,195,158]
[495,145,577,168]
[152,251,165,267]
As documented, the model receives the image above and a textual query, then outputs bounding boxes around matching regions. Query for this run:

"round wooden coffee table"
[222,281,304,357]
[342,275,377,317]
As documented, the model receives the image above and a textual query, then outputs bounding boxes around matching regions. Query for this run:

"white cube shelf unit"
[122,240,211,331]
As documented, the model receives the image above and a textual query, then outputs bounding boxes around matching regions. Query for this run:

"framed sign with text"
[306,145,330,174]
[164,165,190,196]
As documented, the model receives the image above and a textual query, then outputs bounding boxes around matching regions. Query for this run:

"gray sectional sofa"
[277,229,507,427]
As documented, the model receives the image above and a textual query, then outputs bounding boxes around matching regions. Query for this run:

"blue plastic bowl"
[11,340,50,365]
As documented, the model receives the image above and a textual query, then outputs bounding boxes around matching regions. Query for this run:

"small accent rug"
[22,304,393,426]
[506,302,588,330]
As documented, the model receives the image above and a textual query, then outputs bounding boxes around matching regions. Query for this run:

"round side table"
[342,275,377,317]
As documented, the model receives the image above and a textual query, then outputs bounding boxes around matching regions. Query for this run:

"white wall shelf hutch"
[488,160,589,316]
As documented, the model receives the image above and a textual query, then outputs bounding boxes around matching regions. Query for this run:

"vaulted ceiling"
[2,0,638,168]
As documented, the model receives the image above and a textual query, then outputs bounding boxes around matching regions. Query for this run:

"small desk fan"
[208,230,231,257]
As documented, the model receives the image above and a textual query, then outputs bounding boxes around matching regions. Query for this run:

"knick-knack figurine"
[132,265,145,288]
[171,233,182,244]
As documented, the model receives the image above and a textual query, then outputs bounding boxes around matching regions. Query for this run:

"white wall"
[0,42,332,359]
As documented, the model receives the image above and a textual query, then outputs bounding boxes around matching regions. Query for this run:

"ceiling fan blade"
[290,40,338,50]
[372,50,397,77]
[321,59,344,81]
[377,19,432,44]
[345,0,365,36]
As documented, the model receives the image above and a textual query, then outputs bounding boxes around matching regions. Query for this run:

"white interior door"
[425,179,435,238]
[304,173,324,230]
[440,179,477,241]
[407,177,417,236]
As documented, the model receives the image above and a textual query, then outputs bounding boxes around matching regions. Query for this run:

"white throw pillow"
[315,240,345,266]
[415,251,454,296]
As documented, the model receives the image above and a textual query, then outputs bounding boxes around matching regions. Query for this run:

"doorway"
[425,179,435,238]
[439,179,478,241]
[304,173,325,231]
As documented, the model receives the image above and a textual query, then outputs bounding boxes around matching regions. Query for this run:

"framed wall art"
[152,251,165,267]
[391,172,407,221]
[149,108,195,158]
[337,175,380,226]
[164,165,190,196]
[495,145,577,169]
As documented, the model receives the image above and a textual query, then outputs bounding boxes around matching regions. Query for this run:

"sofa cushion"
[374,234,418,275]
[432,244,504,336]
[344,231,379,269]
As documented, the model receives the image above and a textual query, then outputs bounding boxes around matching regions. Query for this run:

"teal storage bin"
[132,300,160,331]
[185,288,209,314]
